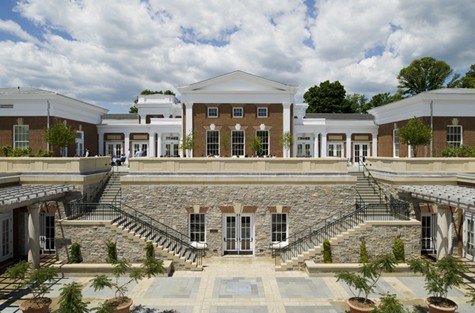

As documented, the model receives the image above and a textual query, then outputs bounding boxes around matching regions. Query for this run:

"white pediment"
[179,71,297,94]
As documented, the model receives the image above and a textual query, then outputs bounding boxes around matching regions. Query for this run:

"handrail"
[361,162,389,203]
[271,206,366,266]
[65,201,206,266]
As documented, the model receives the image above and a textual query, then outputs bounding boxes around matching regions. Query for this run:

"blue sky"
[0,0,474,113]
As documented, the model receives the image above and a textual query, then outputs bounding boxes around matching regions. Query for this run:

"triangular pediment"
[179,71,297,94]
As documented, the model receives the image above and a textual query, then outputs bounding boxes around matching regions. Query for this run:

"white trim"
[189,213,206,244]
[257,107,268,118]
[232,107,244,118]
[270,213,288,244]
[207,107,218,118]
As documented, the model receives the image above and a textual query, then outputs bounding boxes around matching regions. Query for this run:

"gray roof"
[0,185,74,211]
[0,87,54,95]
[400,185,475,212]
[102,113,139,119]
[304,113,374,120]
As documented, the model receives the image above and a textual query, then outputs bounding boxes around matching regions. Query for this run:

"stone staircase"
[353,172,384,205]
[94,171,125,205]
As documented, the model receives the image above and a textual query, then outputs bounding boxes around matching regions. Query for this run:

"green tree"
[129,106,138,113]
[459,64,475,88]
[345,93,368,113]
[304,80,351,113]
[398,117,432,157]
[220,131,230,156]
[366,92,396,110]
[44,122,76,156]
[397,57,455,96]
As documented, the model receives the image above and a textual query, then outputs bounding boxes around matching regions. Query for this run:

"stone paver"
[1,256,474,313]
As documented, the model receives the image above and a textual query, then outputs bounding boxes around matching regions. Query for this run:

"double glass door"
[223,214,254,255]
[354,143,369,163]
[40,214,55,254]
[0,212,13,262]
[106,142,123,157]
[464,212,475,260]
[421,214,437,254]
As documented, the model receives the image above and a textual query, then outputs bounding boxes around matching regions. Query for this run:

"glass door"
[132,142,148,157]
[223,214,254,255]
[353,143,369,163]
[464,212,475,260]
[0,212,13,262]
[40,214,55,254]
[106,142,123,157]
[297,143,311,157]
[421,214,437,254]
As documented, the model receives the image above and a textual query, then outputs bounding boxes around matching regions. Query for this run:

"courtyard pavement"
[1,257,474,313]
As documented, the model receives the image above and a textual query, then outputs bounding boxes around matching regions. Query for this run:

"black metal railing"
[65,201,206,267]
[361,162,389,203]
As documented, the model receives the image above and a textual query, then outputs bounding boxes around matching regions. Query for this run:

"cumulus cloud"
[0,0,474,112]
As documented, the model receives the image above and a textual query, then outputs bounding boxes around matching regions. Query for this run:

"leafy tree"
[397,57,455,96]
[442,144,475,157]
[129,106,138,113]
[345,93,368,113]
[304,80,351,113]
[459,64,475,88]
[367,92,396,110]
[398,117,431,157]
[44,122,76,156]
[250,135,263,156]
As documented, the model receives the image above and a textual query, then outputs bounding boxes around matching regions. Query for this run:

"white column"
[157,133,162,158]
[148,132,156,157]
[185,102,194,157]
[98,130,104,156]
[313,133,319,158]
[436,205,451,260]
[27,205,41,269]
[124,132,130,158]
[282,102,292,158]
[321,131,327,157]
[372,131,378,157]
[346,132,352,161]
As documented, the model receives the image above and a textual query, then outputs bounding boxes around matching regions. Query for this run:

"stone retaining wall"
[313,221,421,263]
[121,184,356,257]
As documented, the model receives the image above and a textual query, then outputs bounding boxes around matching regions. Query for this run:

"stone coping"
[305,261,418,277]
[53,260,173,277]
[0,156,111,174]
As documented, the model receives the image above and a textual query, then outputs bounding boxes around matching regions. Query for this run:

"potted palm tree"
[90,256,164,313]
[56,281,90,313]
[6,260,59,313]
[408,255,472,313]
[335,254,397,313]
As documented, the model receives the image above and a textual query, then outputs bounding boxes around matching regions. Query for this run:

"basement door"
[222,214,254,255]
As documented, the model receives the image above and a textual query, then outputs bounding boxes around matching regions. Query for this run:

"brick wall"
[192,103,284,157]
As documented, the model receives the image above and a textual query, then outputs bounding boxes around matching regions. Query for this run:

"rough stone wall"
[313,223,421,263]
[56,221,148,263]
[121,184,356,257]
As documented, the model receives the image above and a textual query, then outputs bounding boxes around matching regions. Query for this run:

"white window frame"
[189,213,206,243]
[76,131,84,157]
[233,107,243,118]
[256,130,269,155]
[13,125,29,149]
[231,130,245,156]
[206,130,220,156]
[447,125,462,148]
[393,129,400,158]
[208,107,218,118]
[327,142,344,158]
[257,107,268,118]
[271,213,288,243]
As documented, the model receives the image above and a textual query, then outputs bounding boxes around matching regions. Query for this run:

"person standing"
[84,148,90,157]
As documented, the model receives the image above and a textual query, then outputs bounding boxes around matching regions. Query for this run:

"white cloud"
[0,0,474,112]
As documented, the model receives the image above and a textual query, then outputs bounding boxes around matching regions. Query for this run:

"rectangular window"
[206,130,220,156]
[13,125,29,149]
[271,213,287,242]
[393,129,400,158]
[328,143,343,157]
[76,131,84,157]
[257,107,268,118]
[208,107,218,118]
[232,130,245,156]
[189,214,206,242]
[233,107,243,118]
[447,125,462,148]
[256,130,269,155]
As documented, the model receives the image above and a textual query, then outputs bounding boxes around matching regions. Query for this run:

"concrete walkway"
[2,257,474,313]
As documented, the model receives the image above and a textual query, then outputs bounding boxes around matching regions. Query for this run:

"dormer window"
[233,107,243,118]
[208,107,218,118]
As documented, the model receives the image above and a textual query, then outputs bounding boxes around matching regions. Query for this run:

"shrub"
[323,239,332,263]
[392,236,405,263]
[360,239,368,263]
[442,144,475,157]
[1,145,13,156]
[35,149,53,157]
[1,145,31,157]
[374,293,411,313]
[57,281,89,313]
[70,242,82,263]
[105,240,117,263]
[145,241,154,259]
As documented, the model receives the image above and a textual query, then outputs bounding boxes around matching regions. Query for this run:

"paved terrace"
[2,257,474,313]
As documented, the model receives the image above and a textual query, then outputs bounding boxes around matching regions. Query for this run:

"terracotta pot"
[105,296,133,313]
[19,297,51,313]
[346,297,375,313]
[425,297,458,313]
